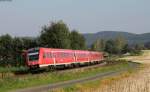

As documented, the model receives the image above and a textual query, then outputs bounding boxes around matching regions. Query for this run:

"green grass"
[0,60,136,92]
[0,66,28,73]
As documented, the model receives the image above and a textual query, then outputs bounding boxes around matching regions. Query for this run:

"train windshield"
[28,49,39,61]
[28,53,39,61]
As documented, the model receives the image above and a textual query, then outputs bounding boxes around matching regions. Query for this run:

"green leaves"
[0,20,88,67]
[40,21,87,50]
[70,30,86,50]
[91,39,105,51]
[91,35,128,55]
[40,21,71,49]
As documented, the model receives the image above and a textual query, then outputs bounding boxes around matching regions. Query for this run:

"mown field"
[0,60,136,92]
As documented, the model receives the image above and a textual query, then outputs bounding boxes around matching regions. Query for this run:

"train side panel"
[75,50,90,63]
[90,52,103,62]
[26,47,104,68]
[39,48,55,67]
[53,50,75,65]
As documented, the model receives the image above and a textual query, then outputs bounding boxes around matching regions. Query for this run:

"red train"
[25,47,104,69]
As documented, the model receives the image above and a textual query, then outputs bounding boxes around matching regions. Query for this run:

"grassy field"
[0,60,134,92]
[0,66,28,79]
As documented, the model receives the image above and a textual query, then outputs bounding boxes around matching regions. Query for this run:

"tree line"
[0,20,147,67]
[0,21,86,67]
[91,35,145,56]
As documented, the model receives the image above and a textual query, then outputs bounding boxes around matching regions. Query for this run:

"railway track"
[0,61,107,81]
[14,61,107,78]
[12,61,139,92]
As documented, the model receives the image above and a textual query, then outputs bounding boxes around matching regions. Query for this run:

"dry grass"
[92,64,150,92]
[122,50,150,64]
[93,50,150,92]
[91,51,150,92]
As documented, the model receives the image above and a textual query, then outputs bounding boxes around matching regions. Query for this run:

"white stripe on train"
[39,59,103,68]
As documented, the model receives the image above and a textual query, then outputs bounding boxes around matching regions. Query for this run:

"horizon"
[81,30,150,35]
[1,30,150,37]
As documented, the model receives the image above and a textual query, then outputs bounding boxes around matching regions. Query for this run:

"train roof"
[27,47,103,53]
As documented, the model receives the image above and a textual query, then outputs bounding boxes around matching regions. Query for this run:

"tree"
[91,39,105,51]
[70,30,86,50]
[105,40,117,54]
[40,21,71,49]
[114,35,126,54]
[11,37,23,66]
[135,43,145,50]
[22,37,39,49]
[0,34,13,67]
[122,44,130,54]
[12,37,23,52]
[145,42,150,49]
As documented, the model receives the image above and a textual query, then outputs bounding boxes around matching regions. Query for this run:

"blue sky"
[0,0,150,36]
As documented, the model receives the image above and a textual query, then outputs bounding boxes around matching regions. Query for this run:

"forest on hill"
[83,31,150,47]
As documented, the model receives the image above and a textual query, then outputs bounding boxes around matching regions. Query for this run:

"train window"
[43,52,52,58]
[60,53,63,58]
[60,52,67,58]
[55,52,60,58]
[48,52,52,58]
[77,53,86,57]
[43,53,46,58]
[46,53,49,58]
[59,52,73,58]
[52,53,56,58]
[63,53,69,57]
[29,54,39,61]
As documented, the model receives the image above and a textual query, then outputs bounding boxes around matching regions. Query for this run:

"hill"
[83,31,150,46]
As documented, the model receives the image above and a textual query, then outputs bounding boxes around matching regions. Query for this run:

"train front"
[26,48,40,69]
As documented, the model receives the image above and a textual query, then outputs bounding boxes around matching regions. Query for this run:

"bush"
[130,50,143,56]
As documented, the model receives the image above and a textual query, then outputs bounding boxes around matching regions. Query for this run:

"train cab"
[27,48,40,68]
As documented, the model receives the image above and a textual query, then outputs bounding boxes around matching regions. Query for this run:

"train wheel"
[48,65,55,71]
[75,63,80,68]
